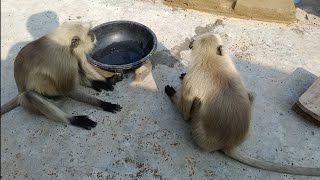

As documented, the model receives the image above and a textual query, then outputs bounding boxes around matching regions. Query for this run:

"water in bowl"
[92,40,146,65]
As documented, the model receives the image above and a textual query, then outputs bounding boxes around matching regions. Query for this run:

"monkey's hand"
[179,73,186,80]
[106,74,124,85]
[100,101,122,113]
[91,74,124,92]
[69,115,97,130]
[91,80,114,92]
[165,85,176,97]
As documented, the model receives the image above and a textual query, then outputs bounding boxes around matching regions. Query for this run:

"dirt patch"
[296,8,320,26]
[186,157,197,179]
[105,158,164,180]
[194,19,224,35]
[170,19,224,61]
[170,38,192,61]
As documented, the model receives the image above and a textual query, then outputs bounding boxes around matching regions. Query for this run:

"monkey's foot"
[106,74,124,85]
[165,85,176,97]
[69,115,97,130]
[100,101,122,113]
[92,80,114,92]
[179,73,186,80]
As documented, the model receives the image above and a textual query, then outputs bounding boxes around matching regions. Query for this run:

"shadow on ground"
[1,10,60,104]
[295,0,320,17]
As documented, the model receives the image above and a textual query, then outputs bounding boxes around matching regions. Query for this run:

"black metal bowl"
[87,21,157,71]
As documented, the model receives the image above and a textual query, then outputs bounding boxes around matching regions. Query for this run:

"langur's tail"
[223,148,320,176]
[1,95,20,116]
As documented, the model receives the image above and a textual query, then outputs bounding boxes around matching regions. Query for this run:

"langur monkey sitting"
[165,33,320,176]
[1,22,123,130]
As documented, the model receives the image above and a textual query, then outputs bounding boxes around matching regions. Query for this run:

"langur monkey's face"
[84,24,97,49]
[52,22,98,55]
[75,24,97,55]
[189,33,224,56]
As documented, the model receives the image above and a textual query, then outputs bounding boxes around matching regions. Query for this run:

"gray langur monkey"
[1,22,123,130]
[164,33,320,176]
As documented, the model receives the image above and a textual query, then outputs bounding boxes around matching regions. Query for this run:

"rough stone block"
[234,0,296,22]
[91,64,115,78]
[134,60,153,82]
[163,0,235,14]
[296,77,320,121]
[163,0,296,23]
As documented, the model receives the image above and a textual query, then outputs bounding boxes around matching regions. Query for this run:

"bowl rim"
[87,20,158,71]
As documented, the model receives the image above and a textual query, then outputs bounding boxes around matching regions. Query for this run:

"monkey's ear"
[70,36,80,49]
[88,30,95,42]
[217,45,223,56]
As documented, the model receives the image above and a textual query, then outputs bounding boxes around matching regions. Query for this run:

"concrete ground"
[1,0,320,179]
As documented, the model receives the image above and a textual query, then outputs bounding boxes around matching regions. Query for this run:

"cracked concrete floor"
[1,0,320,179]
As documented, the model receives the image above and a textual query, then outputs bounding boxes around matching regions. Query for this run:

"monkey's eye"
[189,40,194,49]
